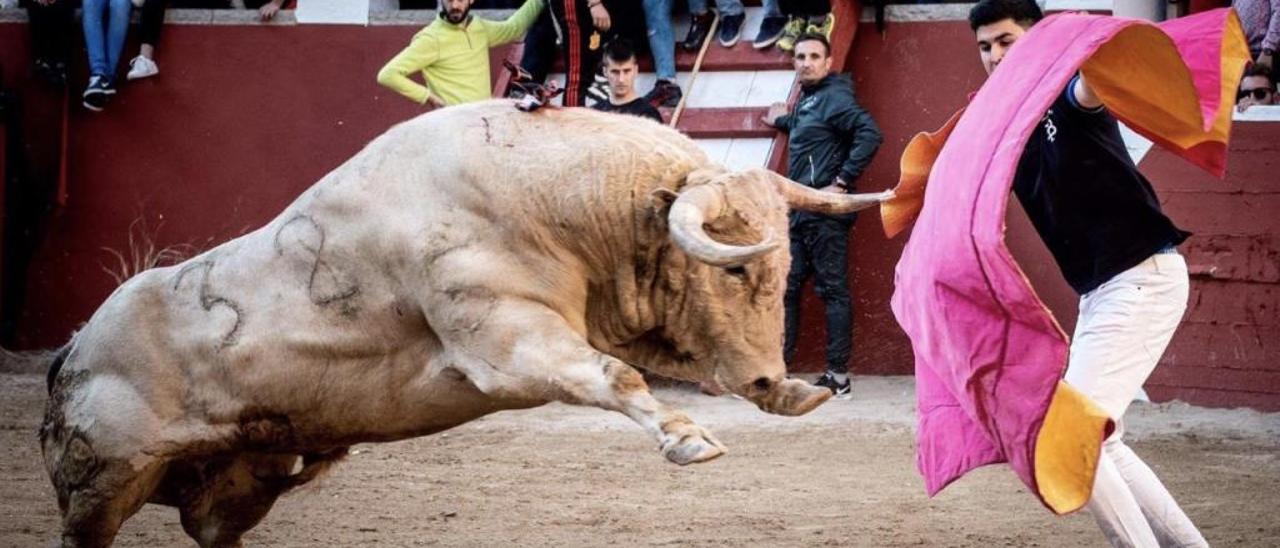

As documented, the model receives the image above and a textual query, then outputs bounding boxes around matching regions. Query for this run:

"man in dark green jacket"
[763,32,883,397]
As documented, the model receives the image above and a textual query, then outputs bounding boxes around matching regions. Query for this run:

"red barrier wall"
[0,16,1275,410]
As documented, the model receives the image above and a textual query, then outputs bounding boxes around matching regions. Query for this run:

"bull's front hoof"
[659,424,726,465]
[756,378,832,416]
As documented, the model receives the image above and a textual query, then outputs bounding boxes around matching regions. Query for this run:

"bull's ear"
[648,188,679,213]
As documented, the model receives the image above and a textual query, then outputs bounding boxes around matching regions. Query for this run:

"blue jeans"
[762,0,781,18]
[688,0,743,16]
[82,0,132,81]
[642,0,676,81]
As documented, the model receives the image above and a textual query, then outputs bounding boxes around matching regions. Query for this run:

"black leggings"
[781,0,830,17]
[139,0,168,47]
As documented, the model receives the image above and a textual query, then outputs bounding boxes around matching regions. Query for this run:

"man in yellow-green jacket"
[377,0,544,108]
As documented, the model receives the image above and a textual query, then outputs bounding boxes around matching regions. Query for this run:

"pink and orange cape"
[883,10,1248,513]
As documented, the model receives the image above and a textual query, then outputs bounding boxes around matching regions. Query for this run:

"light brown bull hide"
[39,100,890,547]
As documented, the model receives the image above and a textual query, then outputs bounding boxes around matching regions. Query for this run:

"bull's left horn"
[765,170,894,215]
[668,184,777,267]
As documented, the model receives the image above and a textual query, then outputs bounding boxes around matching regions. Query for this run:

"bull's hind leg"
[51,452,167,548]
[43,373,169,547]
[437,298,725,465]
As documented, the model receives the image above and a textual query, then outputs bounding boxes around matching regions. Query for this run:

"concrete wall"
[0,14,1275,409]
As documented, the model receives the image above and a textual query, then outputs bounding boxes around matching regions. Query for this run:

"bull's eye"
[725,266,748,278]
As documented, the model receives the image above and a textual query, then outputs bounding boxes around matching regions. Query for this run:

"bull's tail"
[44,343,72,395]
[0,342,72,394]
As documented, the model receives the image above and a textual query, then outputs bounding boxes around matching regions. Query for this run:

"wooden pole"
[669,12,720,128]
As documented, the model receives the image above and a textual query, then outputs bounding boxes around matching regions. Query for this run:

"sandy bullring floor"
[2,373,1278,547]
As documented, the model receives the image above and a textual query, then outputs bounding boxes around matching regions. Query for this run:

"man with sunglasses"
[1237,63,1278,111]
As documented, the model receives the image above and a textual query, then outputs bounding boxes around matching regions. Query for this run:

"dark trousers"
[519,0,598,106]
[23,0,77,66]
[139,0,168,46]
[780,0,829,17]
[783,219,853,374]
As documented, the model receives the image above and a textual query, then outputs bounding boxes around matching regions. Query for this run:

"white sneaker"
[126,55,159,81]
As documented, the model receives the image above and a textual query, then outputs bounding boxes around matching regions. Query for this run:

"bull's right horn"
[668,184,777,267]
[765,170,895,215]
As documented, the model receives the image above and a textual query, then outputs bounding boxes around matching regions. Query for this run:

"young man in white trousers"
[968,0,1207,546]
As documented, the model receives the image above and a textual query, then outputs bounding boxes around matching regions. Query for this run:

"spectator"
[1237,63,1277,111]
[591,39,663,122]
[517,0,646,107]
[969,0,1205,545]
[126,0,167,81]
[753,0,788,49]
[1232,0,1279,83]
[514,0,601,108]
[81,0,133,111]
[246,0,288,20]
[762,33,882,398]
[378,0,544,107]
[21,0,75,86]
[641,0,684,107]
[682,0,746,50]
[777,0,834,53]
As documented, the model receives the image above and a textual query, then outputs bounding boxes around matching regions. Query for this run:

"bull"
[39,100,891,547]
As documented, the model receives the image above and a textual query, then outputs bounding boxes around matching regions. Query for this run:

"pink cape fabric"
[889,10,1242,511]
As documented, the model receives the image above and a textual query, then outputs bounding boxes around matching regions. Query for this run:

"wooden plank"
[1165,322,1280,372]
[548,40,794,74]
[1145,385,1280,411]
[669,107,774,138]
[1147,364,1280,393]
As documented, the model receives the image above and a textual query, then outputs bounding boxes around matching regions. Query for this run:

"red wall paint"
[1,19,1275,410]
[1137,122,1280,409]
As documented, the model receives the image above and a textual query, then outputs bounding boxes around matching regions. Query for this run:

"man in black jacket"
[763,33,883,397]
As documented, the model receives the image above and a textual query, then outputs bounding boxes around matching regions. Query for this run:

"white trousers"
[1064,253,1208,548]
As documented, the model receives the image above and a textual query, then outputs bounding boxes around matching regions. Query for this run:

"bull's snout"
[747,378,831,416]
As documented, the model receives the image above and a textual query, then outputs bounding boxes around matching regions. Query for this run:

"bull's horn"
[668,184,777,267]
[765,170,895,215]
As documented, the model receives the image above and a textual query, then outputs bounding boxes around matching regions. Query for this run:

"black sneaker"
[813,372,852,398]
[682,12,715,51]
[644,79,682,108]
[753,16,788,49]
[718,13,746,47]
[82,75,109,112]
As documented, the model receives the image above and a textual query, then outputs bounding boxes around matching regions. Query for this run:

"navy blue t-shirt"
[1013,76,1189,295]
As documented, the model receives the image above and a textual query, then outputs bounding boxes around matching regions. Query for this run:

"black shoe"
[644,79,682,108]
[682,12,715,51]
[717,13,745,47]
[82,75,109,112]
[813,372,851,398]
[753,16,788,49]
